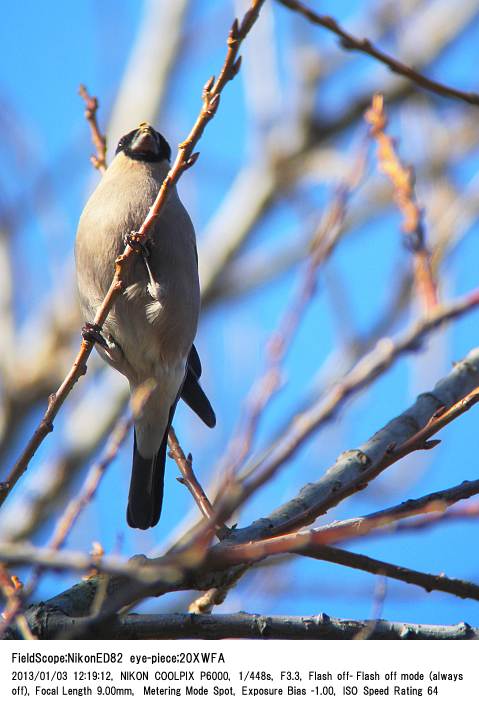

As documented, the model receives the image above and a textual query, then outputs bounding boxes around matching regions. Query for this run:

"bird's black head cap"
[116,123,171,163]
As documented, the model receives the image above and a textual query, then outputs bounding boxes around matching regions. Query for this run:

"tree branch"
[206,541,479,602]
[313,478,479,540]
[228,343,479,542]
[365,93,437,311]
[6,611,477,640]
[219,143,366,479]
[78,85,107,172]
[0,0,266,508]
[168,427,229,540]
[277,0,479,106]
[215,296,479,534]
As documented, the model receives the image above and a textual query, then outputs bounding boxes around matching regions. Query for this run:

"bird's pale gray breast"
[75,154,200,375]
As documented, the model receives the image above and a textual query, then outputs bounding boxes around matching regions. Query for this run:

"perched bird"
[75,123,215,529]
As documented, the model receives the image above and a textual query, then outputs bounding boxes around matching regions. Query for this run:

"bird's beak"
[129,123,159,156]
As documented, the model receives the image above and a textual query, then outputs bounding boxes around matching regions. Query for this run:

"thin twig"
[49,418,131,551]
[78,84,107,173]
[219,143,366,479]
[4,380,129,544]
[168,427,229,540]
[365,94,437,311]
[314,477,479,540]
[0,569,35,640]
[0,0,266,508]
[297,546,479,602]
[384,500,479,534]
[277,0,479,107]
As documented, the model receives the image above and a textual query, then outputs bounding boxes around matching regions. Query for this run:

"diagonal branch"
[168,427,229,540]
[219,143,367,480]
[298,547,479,603]
[0,385,157,637]
[211,290,479,532]
[314,478,479,540]
[228,344,479,542]
[0,0,266,508]
[2,523,479,609]
[276,0,479,106]
[204,533,479,603]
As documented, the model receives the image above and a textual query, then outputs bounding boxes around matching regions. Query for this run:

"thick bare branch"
[6,611,477,641]
[216,293,479,533]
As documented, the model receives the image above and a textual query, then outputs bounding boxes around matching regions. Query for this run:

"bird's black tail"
[127,429,168,529]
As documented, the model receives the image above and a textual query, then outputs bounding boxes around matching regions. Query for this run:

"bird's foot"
[123,231,150,258]
[82,322,108,349]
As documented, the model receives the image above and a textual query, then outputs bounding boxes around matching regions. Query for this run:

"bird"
[75,122,215,530]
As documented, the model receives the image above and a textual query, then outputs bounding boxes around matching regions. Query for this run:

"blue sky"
[1,0,479,629]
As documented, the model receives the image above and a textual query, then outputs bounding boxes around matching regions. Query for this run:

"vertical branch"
[78,85,107,173]
[365,94,438,312]
[354,577,387,640]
